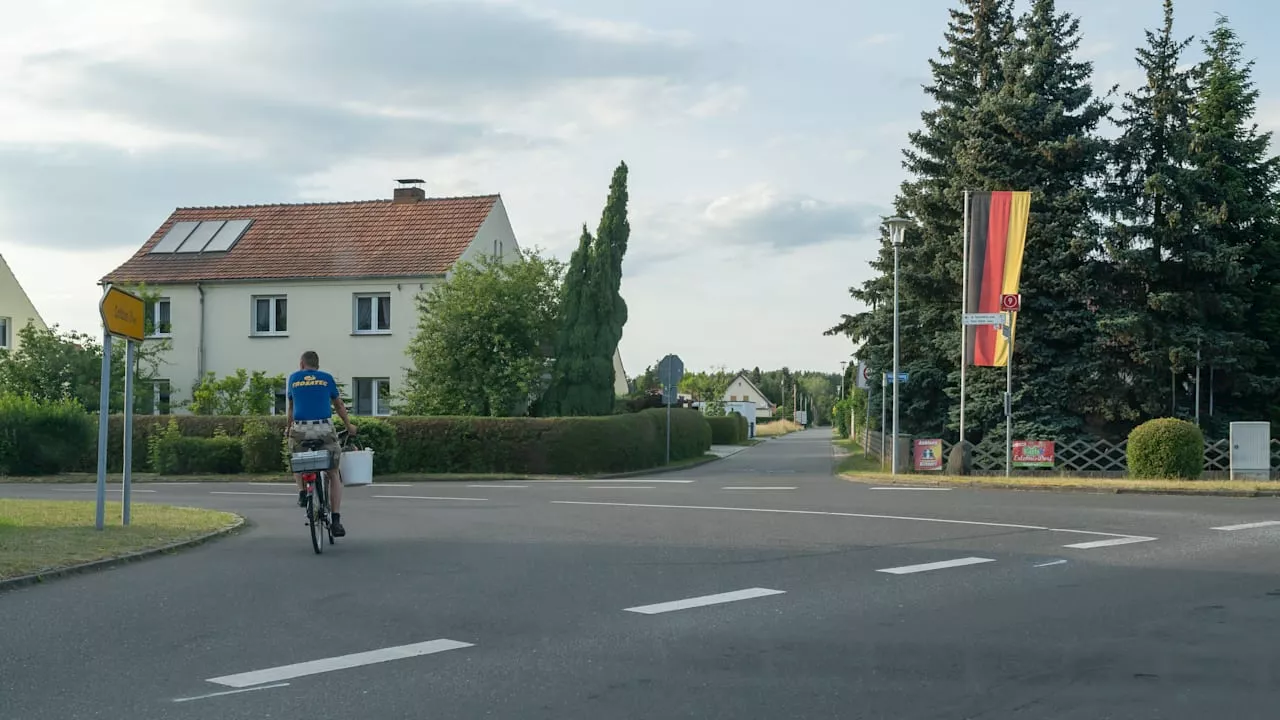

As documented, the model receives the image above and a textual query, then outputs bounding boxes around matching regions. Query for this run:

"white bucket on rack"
[340,449,375,486]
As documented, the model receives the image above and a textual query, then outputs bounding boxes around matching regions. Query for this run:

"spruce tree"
[1182,16,1279,428]
[959,0,1111,441]
[828,0,1015,441]
[1101,0,1198,424]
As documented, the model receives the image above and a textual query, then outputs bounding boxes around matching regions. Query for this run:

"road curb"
[591,454,722,479]
[840,473,1280,497]
[0,514,248,594]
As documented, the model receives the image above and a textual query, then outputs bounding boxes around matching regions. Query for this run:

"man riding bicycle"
[285,350,357,537]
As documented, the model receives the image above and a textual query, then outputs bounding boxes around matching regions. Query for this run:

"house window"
[354,294,391,333]
[147,298,172,337]
[152,380,172,415]
[0,317,9,350]
[273,391,287,416]
[353,377,391,416]
[743,394,750,402]
[252,296,287,335]
[730,395,738,401]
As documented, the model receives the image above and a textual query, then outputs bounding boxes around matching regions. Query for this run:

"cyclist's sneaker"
[331,520,346,537]
[297,490,307,508]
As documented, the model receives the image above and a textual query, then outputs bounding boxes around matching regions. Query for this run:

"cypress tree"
[828,0,1015,441]
[1182,16,1279,428]
[959,0,1111,441]
[543,162,632,416]
[1101,0,1198,425]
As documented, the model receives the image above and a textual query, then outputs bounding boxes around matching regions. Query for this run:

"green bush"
[0,394,95,475]
[149,420,244,475]
[1127,418,1204,480]
[241,418,285,474]
[708,416,743,444]
[732,411,748,440]
[640,408,712,461]
[347,416,397,474]
[832,398,853,439]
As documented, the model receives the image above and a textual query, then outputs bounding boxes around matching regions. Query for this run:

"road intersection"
[2,429,1278,719]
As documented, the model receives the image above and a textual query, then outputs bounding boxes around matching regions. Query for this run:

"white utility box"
[724,401,758,438]
[1229,422,1271,480]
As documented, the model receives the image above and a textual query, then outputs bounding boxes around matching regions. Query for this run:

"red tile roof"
[102,194,500,284]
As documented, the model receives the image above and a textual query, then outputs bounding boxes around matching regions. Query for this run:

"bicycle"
[290,429,352,554]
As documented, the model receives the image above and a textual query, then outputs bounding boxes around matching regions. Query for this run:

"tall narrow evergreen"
[1102,0,1197,423]
[959,0,1111,441]
[828,0,1015,440]
[1183,16,1279,428]
[543,162,632,416]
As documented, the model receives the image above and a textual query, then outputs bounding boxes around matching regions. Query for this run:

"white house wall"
[145,277,439,410]
[723,376,774,418]
[454,197,521,270]
[0,254,47,353]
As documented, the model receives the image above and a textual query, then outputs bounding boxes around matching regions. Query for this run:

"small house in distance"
[0,253,47,353]
[722,372,775,419]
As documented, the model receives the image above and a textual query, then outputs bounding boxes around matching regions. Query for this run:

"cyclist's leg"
[287,424,307,506]
[324,431,343,513]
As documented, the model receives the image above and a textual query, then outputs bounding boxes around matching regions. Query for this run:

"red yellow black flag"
[964,191,1031,367]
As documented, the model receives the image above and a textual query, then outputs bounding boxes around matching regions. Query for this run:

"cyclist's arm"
[332,396,355,434]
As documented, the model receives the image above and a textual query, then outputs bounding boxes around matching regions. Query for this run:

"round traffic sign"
[1000,293,1021,312]
[862,364,872,381]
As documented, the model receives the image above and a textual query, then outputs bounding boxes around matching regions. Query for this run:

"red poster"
[1012,440,1055,469]
[913,439,943,472]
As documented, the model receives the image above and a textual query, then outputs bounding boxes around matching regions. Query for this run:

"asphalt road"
[2,429,1278,719]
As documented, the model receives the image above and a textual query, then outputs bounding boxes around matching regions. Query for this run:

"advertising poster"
[1012,440,1055,469]
[913,438,943,472]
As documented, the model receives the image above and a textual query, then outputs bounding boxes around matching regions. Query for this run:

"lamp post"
[885,217,911,475]
[839,360,847,399]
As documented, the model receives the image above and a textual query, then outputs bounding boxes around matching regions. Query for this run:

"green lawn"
[0,500,240,581]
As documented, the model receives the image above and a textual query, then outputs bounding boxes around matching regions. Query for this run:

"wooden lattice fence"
[856,428,1279,479]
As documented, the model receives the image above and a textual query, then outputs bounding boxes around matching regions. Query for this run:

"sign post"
[657,354,684,465]
[96,285,146,530]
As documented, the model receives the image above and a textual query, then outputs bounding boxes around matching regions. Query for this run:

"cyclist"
[285,350,357,537]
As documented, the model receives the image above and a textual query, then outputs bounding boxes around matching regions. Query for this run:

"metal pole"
[1194,345,1201,426]
[122,340,135,525]
[95,332,113,531]
[880,375,886,465]
[1209,364,1215,416]
[959,190,969,448]
[665,364,671,465]
[1005,312,1014,477]
[892,242,901,476]
[864,390,872,458]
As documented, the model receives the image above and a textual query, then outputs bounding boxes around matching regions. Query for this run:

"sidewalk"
[708,445,751,459]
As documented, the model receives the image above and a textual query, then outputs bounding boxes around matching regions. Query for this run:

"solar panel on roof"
[203,219,253,253]
[150,221,199,254]
[175,220,225,253]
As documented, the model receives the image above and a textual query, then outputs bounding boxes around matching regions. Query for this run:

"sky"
[3,0,1280,378]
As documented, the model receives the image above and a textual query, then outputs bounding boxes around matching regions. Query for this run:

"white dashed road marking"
[624,588,786,615]
[173,683,290,703]
[721,486,797,491]
[1061,535,1156,549]
[209,491,295,497]
[373,495,488,502]
[1211,520,1280,531]
[206,639,473,688]
[877,557,995,575]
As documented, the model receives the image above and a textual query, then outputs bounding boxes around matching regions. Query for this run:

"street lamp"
[839,360,847,399]
[885,217,911,475]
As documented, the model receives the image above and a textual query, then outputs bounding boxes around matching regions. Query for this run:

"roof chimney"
[393,178,425,204]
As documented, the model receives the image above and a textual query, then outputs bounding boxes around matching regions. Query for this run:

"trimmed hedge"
[0,395,95,475]
[1128,418,1204,480]
[708,415,743,444]
[44,408,712,477]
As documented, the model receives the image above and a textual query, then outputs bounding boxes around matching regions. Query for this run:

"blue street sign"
[882,372,909,384]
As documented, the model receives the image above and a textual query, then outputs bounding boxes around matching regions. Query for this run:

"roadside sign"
[913,439,944,472]
[1012,440,1054,469]
[883,372,909,384]
[1000,293,1021,312]
[99,285,146,342]
[855,361,871,390]
[656,354,684,465]
[962,313,1005,327]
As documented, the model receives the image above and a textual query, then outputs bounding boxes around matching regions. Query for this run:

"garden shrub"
[1127,418,1204,480]
[0,394,94,475]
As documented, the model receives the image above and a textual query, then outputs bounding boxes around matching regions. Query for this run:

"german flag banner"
[964,191,1031,367]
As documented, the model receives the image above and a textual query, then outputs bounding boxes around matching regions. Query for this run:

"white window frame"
[0,317,10,350]
[251,295,288,336]
[152,379,172,415]
[353,377,392,416]
[147,298,172,338]
[353,293,392,334]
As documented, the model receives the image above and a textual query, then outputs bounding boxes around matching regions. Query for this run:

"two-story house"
[102,183,629,415]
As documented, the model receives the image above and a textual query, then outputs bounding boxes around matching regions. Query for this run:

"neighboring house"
[721,373,775,419]
[613,349,630,397]
[0,253,48,353]
[102,182,630,417]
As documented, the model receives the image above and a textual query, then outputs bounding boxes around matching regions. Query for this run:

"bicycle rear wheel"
[308,481,323,555]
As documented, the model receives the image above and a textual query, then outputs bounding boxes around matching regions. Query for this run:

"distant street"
[3,429,1279,719]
